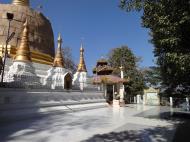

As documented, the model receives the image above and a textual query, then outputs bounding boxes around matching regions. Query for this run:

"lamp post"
[1,13,14,83]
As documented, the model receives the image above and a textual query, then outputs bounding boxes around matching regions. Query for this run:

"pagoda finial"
[12,0,30,6]
[80,41,84,52]
[53,33,64,68]
[77,42,87,72]
[14,19,31,62]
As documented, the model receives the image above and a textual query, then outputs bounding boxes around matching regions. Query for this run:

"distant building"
[143,87,160,105]
[93,58,127,105]
[136,87,160,105]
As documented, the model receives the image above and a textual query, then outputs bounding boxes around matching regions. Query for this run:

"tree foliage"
[141,66,162,88]
[120,0,190,96]
[108,46,145,96]
[62,47,77,73]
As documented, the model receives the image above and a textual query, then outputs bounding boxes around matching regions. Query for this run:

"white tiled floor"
[0,105,177,142]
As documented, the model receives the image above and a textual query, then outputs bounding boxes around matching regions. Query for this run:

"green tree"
[141,66,162,88]
[120,0,190,96]
[108,46,145,96]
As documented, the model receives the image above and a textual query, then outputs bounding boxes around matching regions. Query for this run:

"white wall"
[0,88,106,122]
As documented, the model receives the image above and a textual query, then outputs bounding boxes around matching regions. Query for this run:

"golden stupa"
[14,19,31,62]
[77,43,87,72]
[0,0,54,65]
[53,34,64,68]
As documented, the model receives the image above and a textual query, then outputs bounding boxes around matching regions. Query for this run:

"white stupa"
[43,34,72,90]
[73,43,88,90]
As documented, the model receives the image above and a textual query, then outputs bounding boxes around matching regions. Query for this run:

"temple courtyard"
[0,104,189,142]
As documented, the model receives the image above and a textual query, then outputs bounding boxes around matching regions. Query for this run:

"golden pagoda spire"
[12,0,30,6]
[77,43,87,72]
[53,33,64,68]
[14,19,31,62]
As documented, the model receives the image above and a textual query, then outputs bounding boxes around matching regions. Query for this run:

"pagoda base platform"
[4,61,41,87]
[0,88,105,123]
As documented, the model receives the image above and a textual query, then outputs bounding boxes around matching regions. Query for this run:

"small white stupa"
[73,43,88,90]
[43,34,72,90]
[5,20,39,86]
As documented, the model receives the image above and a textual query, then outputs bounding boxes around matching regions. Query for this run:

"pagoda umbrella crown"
[12,0,30,6]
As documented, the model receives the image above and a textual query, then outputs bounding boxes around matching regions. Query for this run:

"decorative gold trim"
[32,58,53,65]
[12,0,30,6]
[0,45,53,65]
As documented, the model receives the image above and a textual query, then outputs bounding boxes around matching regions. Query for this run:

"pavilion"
[93,59,128,105]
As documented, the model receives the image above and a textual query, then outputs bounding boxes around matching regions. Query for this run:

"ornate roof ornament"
[14,19,31,62]
[53,33,64,68]
[77,43,87,72]
[93,58,113,75]
[12,0,30,6]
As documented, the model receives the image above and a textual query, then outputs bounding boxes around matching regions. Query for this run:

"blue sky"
[5,0,155,74]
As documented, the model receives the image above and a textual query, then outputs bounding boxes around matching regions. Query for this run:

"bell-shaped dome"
[0,1,54,65]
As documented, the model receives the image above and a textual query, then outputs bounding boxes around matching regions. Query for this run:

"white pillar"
[80,82,84,91]
[119,66,125,106]
[186,97,189,111]
[143,95,146,105]
[121,69,124,79]
[170,97,173,107]
[104,84,107,97]
[98,85,101,91]
[113,85,115,99]
[137,95,141,104]
[119,83,125,105]
[134,96,136,103]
